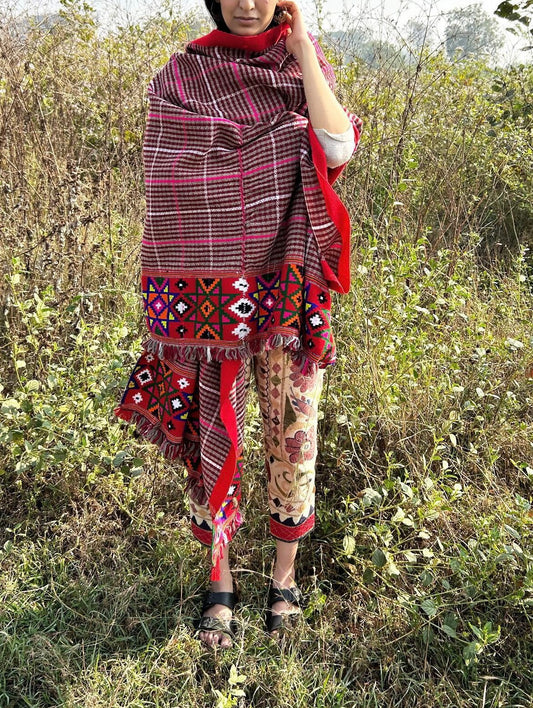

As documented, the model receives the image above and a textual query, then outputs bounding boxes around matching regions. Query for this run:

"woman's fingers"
[277,0,299,24]
[278,0,308,44]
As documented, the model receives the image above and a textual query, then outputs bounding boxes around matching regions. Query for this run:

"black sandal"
[265,584,303,634]
[195,591,238,646]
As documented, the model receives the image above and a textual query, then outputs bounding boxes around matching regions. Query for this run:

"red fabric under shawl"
[115,23,361,579]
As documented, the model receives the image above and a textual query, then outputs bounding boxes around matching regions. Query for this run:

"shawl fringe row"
[143,333,320,375]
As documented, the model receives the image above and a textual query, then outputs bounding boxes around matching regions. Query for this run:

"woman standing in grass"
[116,0,361,648]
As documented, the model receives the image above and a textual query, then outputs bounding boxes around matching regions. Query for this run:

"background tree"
[327,28,403,68]
[445,3,504,59]
[404,18,436,52]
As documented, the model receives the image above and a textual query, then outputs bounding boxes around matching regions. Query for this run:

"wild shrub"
[338,49,533,256]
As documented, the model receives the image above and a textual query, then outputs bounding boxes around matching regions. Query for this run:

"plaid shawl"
[116,24,361,579]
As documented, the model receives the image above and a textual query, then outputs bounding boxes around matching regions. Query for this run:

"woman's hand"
[277,1,313,60]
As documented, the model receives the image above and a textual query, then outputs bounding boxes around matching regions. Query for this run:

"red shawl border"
[118,25,359,582]
[307,123,358,295]
[210,359,241,516]
[209,358,241,580]
[189,23,289,51]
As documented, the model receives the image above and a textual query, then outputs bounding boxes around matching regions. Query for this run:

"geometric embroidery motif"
[194,277,238,340]
[278,264,304,328]
[303,282,333,358]
[171,396,184,411]
[253,271,281,331]
[135,367,153,386]
[304,284,330,335]
[143,277,176,336]
[229,297,256,319]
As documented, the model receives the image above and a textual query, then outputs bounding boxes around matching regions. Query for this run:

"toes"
[197,599,235,649]
[199,630,221,647]
[199,630,232,648]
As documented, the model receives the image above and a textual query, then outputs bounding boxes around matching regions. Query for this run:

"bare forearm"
[279,0,350,134]
[292,39,350,134]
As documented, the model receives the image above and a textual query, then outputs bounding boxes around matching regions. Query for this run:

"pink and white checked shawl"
[116,23,361,579]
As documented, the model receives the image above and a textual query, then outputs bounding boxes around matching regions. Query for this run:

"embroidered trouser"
[190,347,324,545]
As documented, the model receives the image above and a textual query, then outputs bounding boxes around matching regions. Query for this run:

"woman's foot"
[270,576,300,618]
[267,540,301,636]
[198,555,235,649]
[266,581,302,635]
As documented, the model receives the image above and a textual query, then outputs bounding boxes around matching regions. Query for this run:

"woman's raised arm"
[279,0,351,134]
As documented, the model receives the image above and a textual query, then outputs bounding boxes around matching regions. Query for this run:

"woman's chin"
[227,19,272,35]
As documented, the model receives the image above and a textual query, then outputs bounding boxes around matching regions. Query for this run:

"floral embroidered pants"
[190,347,324,545]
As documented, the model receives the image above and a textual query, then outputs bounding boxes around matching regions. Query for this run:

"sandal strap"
[268,584,303,608]
[202,591,237,613]
[265,609,285,634]
[196,615,235,640]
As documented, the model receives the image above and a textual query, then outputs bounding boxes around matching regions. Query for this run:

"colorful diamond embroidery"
[144,278,177,336]
[229,297,255,319]
[253,271,280,331]
[141,264,336,366]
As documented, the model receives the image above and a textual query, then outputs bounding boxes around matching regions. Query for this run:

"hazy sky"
[7,0,525,59]
[7,0,507,26]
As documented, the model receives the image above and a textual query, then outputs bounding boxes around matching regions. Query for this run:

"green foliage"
[0,257,144,505]
[213,665,247,707]
[496,0,533,47]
